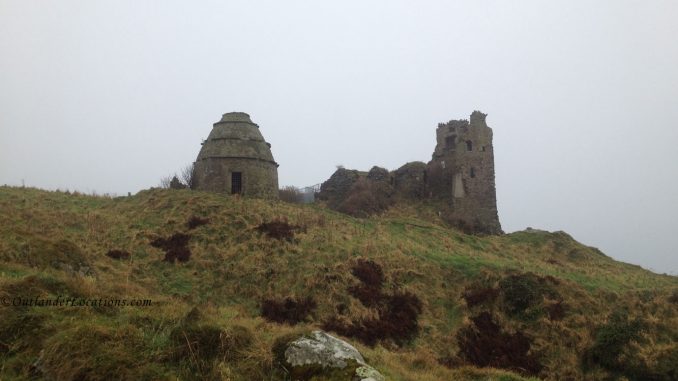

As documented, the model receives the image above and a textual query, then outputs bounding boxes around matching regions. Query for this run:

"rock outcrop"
[279,330,385,381]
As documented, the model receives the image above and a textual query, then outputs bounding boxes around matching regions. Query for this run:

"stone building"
[426,111,501,234]
[191,112,279,199]
[318,111,502,234]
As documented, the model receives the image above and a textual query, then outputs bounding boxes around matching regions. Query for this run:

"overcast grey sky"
[1,1,677,273]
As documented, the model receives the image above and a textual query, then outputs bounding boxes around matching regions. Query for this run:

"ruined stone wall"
[393,162,427,199]
[317,168,363,208]
[427,111,501,234]
[317,111,502,234]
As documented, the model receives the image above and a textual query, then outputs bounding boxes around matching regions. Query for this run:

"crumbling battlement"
[318,111,502,235]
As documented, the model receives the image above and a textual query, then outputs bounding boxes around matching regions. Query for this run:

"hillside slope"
[0,186,676,380]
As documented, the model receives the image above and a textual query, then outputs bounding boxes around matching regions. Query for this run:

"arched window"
[470,168,475,178]
[466,140,473,151]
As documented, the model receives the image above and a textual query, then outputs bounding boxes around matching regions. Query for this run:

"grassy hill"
[0,186,676,380]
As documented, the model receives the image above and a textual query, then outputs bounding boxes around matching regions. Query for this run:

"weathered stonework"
[191,112,279,199]
[317,168,363,208]
[427,111,502,234]
[318,111,502,234]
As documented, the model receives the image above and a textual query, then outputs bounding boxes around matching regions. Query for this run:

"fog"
[1,1,677,273]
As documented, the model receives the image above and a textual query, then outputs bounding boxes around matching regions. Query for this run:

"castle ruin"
[426,111,501,234]
[188,110,500,234]
[318,111,502,234]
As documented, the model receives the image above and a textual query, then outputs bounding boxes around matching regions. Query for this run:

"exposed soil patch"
[105,249,130,260]
[150,233,192,263]
[457,311,542,376]
[261,296,317,325]
[186,216,210,230]
[256,219,303,241]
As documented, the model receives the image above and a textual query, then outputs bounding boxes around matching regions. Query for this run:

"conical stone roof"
[196,112,277,165]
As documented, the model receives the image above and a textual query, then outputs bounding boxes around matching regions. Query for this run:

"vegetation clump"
[545,300,566,321]
[255,219,302,241]
[462,286,499,307]
[1,186,677,381]
[261,296,317,325]
[584,311,644,373]
[668,289,678,305]
[324,259,423,346]
[348,258,385,307]
[150,233,192,263]
[167,308,254,379]
[498,272,560,316]
[4,235,91,275]
[105,249,130,260]
[37,324,164,381]
[456,311,542,376]
[279,186,304,204]
[186,216,209,230]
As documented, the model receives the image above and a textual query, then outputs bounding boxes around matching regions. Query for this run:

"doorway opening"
[231,172,242,194]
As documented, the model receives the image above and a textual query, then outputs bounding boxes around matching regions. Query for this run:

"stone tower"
[191,112,279,199]
[426,111,502,234]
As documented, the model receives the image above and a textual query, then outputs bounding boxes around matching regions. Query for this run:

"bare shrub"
[159,175,173,189]
[180,163,195,189]
[169,176,186,190]
[279,186,304,204]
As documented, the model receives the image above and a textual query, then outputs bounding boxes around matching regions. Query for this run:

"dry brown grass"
[0,186,675,380]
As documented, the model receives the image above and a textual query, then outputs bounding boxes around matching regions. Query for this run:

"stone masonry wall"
[317,111,502,234]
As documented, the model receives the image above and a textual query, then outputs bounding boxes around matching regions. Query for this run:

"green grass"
[0,186,676,381]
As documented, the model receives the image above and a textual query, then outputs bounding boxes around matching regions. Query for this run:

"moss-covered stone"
[279,330,385,381]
